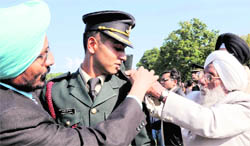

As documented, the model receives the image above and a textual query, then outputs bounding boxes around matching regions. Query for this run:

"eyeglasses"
[36,52,48,65]
[199,71,220,83]
[160,78,170,82]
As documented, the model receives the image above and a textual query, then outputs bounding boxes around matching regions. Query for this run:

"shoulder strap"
[45,81,56,119]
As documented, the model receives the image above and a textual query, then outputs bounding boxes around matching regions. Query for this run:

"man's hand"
[125,67,158,102]
[147,81,166,100]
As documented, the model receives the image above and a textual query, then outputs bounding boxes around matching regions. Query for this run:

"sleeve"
[161,91,250,138]
[0,98,147,146]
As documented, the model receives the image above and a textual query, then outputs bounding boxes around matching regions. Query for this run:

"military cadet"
[41,10,154,145]
[0,1,159,145]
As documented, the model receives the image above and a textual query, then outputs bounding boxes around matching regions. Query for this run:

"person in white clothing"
[146,50,250,146]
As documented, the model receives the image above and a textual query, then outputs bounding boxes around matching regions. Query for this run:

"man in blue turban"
[0,0,159,145]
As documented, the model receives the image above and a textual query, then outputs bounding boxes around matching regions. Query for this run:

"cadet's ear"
[87,36,98,54]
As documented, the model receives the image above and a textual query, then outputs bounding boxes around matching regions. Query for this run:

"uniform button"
[66,121,71,126]
[139,125,143,129]
[91,108,97,114]
[136,127,141,131]
[141,121,146,126]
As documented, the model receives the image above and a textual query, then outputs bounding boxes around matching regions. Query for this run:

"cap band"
[98,26,130,37]
[106,31,132,45]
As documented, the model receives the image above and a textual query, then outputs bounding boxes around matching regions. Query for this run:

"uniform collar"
[78,67,106,86]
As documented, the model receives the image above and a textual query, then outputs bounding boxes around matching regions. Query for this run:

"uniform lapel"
[93,75,121,107]
[68,71,93,107]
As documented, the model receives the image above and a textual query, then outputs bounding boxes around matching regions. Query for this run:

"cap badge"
[125,26,132,36]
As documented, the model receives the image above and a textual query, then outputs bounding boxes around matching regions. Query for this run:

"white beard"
[183,86,227,142]
[199,85,227,107]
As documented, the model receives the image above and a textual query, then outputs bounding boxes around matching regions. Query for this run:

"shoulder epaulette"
[48,72,71,82]
[116,70,130,81]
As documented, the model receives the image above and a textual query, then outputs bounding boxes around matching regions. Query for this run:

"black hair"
[83,31,98,52]
[83,31,110,52]
[184,80,193,88]
[160,68,181,82]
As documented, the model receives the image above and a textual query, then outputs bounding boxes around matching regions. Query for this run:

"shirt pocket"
[58,111,81,127]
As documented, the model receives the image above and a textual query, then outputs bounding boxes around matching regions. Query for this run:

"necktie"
[87,78,100,100]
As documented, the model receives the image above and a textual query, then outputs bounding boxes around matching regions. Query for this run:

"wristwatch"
[159,90,169,102]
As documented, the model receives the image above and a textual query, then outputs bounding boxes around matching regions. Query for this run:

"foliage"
[245,34,250,46]
[136,47,160,70]
[137,18,219,81]
[241,34,250,67]
[46,72,63,81]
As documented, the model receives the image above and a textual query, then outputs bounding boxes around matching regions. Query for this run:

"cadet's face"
[94,34,127,75]
[12,36,54,91]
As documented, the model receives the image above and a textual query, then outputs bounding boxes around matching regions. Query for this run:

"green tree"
[137,18,219,81]
[46,72,63,81]
[136,47,160,70]
[241,34,250,46]
[246,34,250,47]
[241,34,250,67]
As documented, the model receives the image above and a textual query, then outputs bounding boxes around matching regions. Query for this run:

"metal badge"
[58,108,75,115]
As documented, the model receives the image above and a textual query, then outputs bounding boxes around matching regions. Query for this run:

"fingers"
[149,69,155,74]
[125,69,136,76]
[147,81,165,99]
[128,67,159,102]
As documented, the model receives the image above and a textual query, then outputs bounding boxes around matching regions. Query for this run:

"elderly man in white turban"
[146,50,250,146]
[0,0,159,145]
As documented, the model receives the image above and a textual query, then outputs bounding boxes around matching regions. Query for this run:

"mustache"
[41,67,51,81]
[47,67,51,74]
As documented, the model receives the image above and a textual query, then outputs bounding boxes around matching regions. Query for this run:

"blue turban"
[0,0,50,79]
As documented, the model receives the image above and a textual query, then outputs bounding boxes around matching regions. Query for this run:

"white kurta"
[147,91,250,146]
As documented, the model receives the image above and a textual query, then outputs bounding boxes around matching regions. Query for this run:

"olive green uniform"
[41,70,153,146]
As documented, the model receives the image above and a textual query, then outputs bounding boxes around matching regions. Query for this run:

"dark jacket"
[162,86,184,146]
[172,86,185,97]
[0,85,146,146]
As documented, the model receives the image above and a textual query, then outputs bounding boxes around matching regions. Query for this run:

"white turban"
[204,50,248,91]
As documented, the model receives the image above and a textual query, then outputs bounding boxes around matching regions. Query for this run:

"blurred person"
[158,68,184,146]
[190,63,203,91]
[215,32,250,93]
[184,80,194,95]
[150,117,164,146]
[160,68,185,96]
[0,1,159,145]
[41,10,154,145]
[146,50,250,146]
